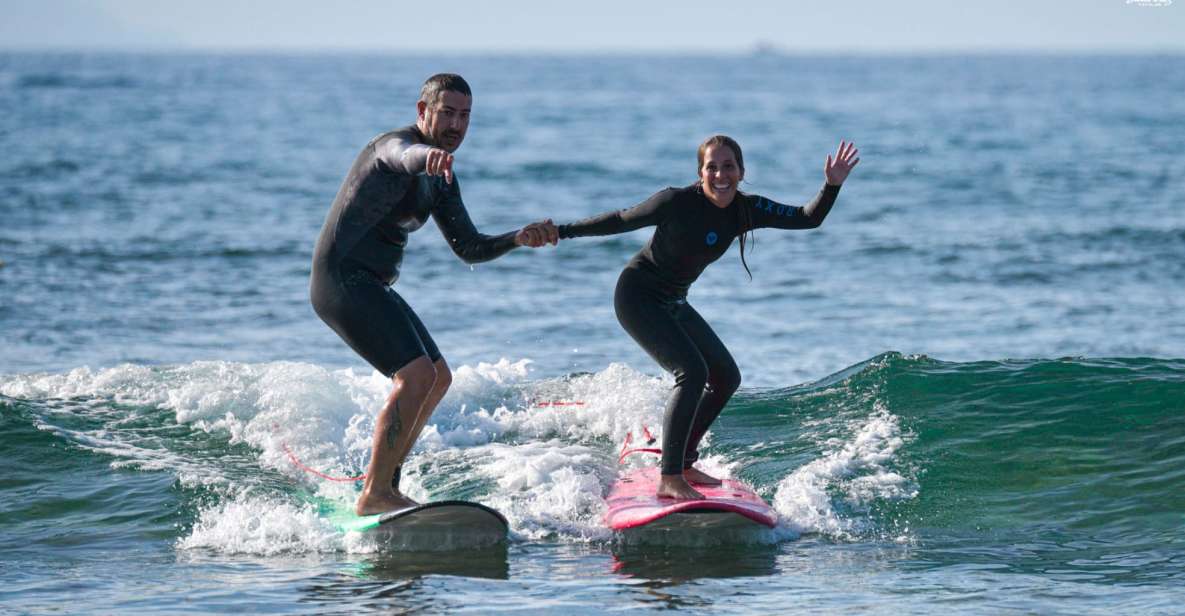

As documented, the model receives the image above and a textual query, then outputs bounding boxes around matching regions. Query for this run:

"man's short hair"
[419,73,472,107]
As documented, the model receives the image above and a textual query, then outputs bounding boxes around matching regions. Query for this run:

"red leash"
[617,426,662,464]
[275,423,366,482]
[280,441,366,482]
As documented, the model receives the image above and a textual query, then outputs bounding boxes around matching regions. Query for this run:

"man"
[310,73,558,515]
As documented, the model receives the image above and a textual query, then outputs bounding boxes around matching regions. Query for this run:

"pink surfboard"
[604,467,777,531]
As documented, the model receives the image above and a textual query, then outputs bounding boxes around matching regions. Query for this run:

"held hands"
[824,141,860,186]
[515,219,559,248]
[425,147,455,184]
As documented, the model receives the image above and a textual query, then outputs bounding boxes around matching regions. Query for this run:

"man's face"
[418,90,471,152]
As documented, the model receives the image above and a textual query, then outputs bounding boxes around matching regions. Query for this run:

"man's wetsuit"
[310,125,518,377]
[559,183,840,475]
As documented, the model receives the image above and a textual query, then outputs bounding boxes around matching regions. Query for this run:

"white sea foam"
[399,360,671,543]
[0,363,163,402]
[3,358,788,553]
[474,440,614,542]
[772,406,917,540]
[177,496,340,555]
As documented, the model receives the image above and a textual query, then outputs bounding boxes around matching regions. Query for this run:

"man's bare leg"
[388,358,453,499]
[399,358,452,460]
[355,356,437,516]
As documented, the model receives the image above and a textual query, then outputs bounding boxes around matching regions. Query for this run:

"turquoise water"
[2,52,1184,613]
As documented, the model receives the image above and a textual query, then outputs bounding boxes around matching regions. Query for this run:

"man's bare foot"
[684,466,722,486]
[656,474,705,500]
[355,489,418,516]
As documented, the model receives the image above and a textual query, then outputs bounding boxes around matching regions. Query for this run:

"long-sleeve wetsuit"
[559,183,840,475]
[310,125,520,377]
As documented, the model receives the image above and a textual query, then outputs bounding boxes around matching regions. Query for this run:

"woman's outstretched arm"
[558,188,676,239]
[749,141,860,230]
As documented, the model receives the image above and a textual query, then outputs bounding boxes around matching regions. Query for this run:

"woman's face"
[700,144,743,208]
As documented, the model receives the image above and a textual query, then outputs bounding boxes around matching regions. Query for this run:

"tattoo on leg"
[385,400,403,450]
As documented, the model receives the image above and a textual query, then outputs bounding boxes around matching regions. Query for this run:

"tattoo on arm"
[385,400,403,450]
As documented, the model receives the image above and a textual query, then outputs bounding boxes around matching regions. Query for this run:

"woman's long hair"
[697,135,755,279]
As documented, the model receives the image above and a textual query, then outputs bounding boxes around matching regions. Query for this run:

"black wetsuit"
[559,183,840,475]
[310,125,519,377]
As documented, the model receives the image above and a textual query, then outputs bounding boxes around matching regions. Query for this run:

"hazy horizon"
[3,0,1183,53]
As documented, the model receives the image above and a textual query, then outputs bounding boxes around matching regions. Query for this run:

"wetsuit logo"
[756,197,796,217]
[705,231,718,246]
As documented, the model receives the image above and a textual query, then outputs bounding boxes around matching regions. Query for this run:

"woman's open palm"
[825,141,860,186]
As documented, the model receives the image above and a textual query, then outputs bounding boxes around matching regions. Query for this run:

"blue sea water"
[1,52,1184,614]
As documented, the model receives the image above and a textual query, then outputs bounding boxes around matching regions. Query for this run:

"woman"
[558,136,859,499]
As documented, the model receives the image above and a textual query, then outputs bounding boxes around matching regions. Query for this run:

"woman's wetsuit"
[310,125,519,377]
[559,183,840,475]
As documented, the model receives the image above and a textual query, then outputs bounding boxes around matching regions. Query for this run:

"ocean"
[1,52,1183,614]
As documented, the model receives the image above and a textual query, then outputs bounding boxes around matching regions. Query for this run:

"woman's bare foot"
[656,474,705,500]
[684,466,722,486]
[355,489,418,516]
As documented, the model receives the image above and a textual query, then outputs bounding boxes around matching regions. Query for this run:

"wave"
[35,241,304,262]
[15,73,139,90]
[2,352,1182,554]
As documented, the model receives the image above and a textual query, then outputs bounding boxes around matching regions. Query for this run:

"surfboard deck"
[605,467,776,531]
[320,499,509,546]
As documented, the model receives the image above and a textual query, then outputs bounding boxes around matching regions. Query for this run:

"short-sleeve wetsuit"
[559,183,841,475]
[310,125,519,377]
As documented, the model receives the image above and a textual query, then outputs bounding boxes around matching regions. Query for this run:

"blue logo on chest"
[705,231,718,246]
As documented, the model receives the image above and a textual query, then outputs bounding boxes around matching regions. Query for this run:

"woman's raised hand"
[824,141,860,186]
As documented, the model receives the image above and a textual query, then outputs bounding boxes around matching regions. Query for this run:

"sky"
[1,0,1183,53]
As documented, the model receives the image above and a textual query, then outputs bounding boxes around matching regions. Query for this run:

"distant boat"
[750,41,783,57]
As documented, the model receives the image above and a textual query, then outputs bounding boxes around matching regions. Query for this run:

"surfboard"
[605,467,777,531]
[320,499,509,547]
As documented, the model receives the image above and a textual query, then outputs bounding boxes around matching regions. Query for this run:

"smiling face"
[699,142,744,208]
[417,89,471,153]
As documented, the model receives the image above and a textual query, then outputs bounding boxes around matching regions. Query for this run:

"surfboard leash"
[273,424,367,483]
[280,441,367,483]
[617,425,662,464]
